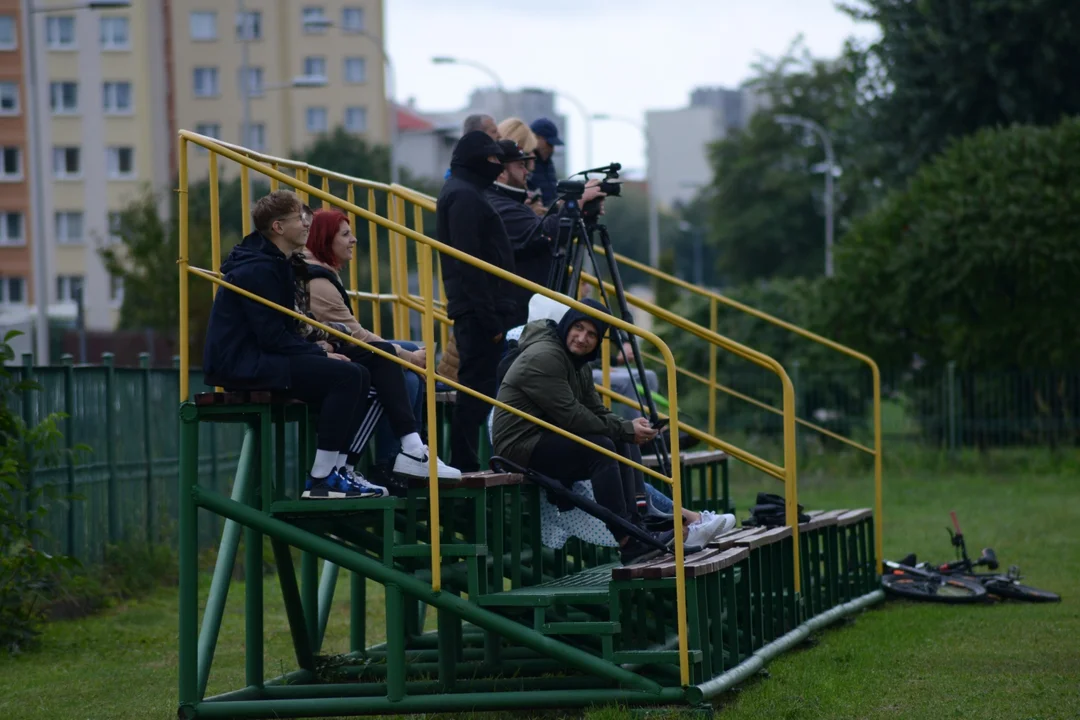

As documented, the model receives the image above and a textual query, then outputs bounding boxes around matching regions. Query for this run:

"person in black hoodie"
[487,139,605,319]
[203,190,373,500]
[436,130,518,472]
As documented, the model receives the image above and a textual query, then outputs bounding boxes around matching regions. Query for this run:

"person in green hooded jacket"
[492,299,678,564]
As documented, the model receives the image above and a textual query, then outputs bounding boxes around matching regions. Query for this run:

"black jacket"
[437,131,521,335]
[486,182,561,317]
[203,231,323,390]
[527,154,559,206]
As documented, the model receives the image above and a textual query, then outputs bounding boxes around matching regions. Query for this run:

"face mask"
[471,159,504,184]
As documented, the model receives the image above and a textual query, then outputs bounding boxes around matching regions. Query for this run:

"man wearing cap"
[437,130,519,473]
[528,117,563,207]
[488,139,604,319]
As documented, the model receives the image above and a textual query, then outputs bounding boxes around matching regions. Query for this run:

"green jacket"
[492,320,636,466]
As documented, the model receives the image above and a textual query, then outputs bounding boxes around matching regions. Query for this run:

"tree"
[698,38,868,283]
[594,181,681,286]
[841,0,1080,185]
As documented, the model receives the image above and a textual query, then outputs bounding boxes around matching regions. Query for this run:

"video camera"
[555,163,623,222]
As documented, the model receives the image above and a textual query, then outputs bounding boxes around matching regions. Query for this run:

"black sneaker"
[369,464,410,498]
[620,530,675,565]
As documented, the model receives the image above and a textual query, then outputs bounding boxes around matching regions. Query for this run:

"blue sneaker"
[338,467,388,498]
[302,469,366,500]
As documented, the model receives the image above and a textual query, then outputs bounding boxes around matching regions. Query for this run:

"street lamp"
[592,113,660,269]
[431,55,507,119]
[23,0,132,364]
[775,114,838,278]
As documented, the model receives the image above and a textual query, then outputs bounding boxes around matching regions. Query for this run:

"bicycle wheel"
[882,572,987,604]
[984,579,1061,603]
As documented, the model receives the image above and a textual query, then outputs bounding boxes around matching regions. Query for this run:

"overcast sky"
[385,0,878,175]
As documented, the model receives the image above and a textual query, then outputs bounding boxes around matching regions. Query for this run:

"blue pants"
[373,341,424,466]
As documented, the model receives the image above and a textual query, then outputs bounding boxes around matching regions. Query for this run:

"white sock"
[337,453,349,470]
[310,450,338,479]
[400,432,424,456]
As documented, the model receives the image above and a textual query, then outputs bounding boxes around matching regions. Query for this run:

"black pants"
[452,316,504,472]
[286,354,371,452]
[340,341,416,440]
[528,431,639,542]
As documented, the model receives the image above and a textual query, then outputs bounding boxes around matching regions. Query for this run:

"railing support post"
[102,352,119,544]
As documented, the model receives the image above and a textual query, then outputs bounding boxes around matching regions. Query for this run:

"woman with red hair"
[301,209,459,485]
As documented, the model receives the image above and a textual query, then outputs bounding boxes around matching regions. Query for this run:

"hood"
[556,299,612,366]
[220,231,285,275]
[450,130,505,186]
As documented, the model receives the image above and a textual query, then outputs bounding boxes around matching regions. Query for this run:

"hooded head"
[450,130,506,186]
[556,298,611,366]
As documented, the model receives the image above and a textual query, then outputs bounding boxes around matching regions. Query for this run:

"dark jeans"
[339,341,416,440]
[374,341,424,465]
[285,354,371,452]
[528,431,639,542]
[451,316,505,473]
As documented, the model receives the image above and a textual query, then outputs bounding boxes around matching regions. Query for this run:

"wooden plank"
[800,509,846,532]
[435,391,457,403]
[612,553,671,581]
[734,525,792,549]
[642,449,728,468]
[407,471,523,490]
[836,508,873,527]
[709,527,766,551]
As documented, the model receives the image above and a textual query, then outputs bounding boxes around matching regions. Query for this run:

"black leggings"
[528,431,640,542]
[340,341,416,440]
[452,316,504,473]
[285,353,371,452]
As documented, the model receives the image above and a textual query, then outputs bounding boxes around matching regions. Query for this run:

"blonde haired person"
[497,117,538,156]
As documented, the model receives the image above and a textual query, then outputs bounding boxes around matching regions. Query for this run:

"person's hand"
[492,332,504,344]
[530,201,548,217]
[632,416,658,445]
[316,340,334,353]
[582,178,606,205]
[620,341,635,365]
[327,352,350,362]
[407,347,427,368]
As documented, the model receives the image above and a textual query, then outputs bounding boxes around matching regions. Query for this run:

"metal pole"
[24,2,50,363]
[359,33,398,185]
[645,124,660,269]
[821,131,836,278]
[238,0,250,148]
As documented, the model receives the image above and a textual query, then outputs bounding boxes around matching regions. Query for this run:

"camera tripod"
[544,195,673,477]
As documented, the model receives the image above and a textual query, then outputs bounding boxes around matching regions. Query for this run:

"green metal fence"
[11,353,300,565]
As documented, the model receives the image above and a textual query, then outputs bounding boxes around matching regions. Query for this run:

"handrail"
[598,247,884,573]
[176,131,695,685]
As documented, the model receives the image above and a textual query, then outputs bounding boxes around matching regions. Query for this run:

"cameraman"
[487,139,604,318]
[527,118,562,207]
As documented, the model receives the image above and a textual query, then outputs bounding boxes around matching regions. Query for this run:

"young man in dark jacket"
[487,139,605,319]
[527,117,562,207]
[436,130,518,472]
[203,190,376,499]
[491,300,680,564]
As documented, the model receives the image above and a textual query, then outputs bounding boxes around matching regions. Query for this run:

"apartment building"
[2,0,387,337]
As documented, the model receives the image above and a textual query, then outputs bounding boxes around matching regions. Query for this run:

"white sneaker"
[699,511,738,541]
[339,467,388,498]
[685,512,727,550]
[393,448,462,481]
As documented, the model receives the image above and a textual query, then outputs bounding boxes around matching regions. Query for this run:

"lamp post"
[592,113,659,268]
[431,56,507,119]
[23,0,131,364]
[775,114,838,278]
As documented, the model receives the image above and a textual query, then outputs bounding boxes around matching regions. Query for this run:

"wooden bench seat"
[435,391,457,403]
[641,449,728,468]
[836,508,873,527]
[476,563,617,607]
[612,545,748,581]
[406,471,523,490]
[194,390,305,406]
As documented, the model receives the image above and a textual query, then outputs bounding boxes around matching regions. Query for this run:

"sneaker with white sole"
[338,467,389,498]
[302,470,370,500]
[685,511,728,550]
[393,448,462,481]
[699,511,738,541]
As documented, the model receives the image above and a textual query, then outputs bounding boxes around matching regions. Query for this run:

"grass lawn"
[1,466,1077,720]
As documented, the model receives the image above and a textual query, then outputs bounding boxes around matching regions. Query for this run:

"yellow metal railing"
[177,132,706,685]
[600,247,884,572]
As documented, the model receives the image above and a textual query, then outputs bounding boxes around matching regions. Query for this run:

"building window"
[302,7,327,33]
[190,11,216,41]
[0,276,26,305]
[107,146,135,179]
[99,16,129,50]
[341,7,364,33]
[107,211,123,244]
[306,107,328,134]
[0,212,23,246]
[236,10,261,40]
[303,56,326,80]
[344,57,366,84]
[240,66,263,97]
[0,147,21,180]
[49,81,79,115]
[55,212,84,245]
[46,16,76,50]
[102,81,132,114]
[344,106,367,133]
[110,275,124,305]
[0,16,16,51]
[53,146,81,180]
[244,122,266,152]
[193,67,219,98]
[0,82,18,114]
[56,274,84,302]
